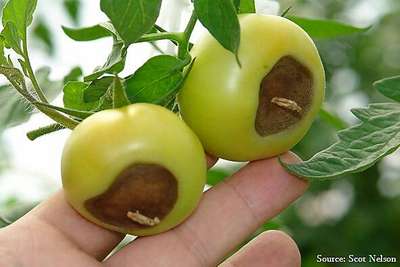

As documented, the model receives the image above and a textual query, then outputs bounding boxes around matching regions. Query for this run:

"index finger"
[105,152,308,267]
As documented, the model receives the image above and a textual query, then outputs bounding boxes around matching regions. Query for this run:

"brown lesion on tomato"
[255,56,313,136]
[85,164,178,228]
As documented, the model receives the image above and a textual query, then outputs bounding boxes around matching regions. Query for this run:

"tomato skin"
[179,14,325,161]
[61,103,207,236]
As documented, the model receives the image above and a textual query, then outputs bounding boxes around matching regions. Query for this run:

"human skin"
[0,152,307,267]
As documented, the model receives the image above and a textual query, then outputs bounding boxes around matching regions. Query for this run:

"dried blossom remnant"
[127,211,161,226]
[255,56,313,136]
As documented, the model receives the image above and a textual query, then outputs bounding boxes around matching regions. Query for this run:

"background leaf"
[125,55,184,104]
[238,0,255,13]
[83,76,113,102]
[374,76,400,102]
[62,24,112,42]
[0,84,31,131]
[288,16,370,39]
[33,19,54,54]
[63,0,81,25]
[2,0,37,39]
[100,0,162,45]
[63,81,98,111]
[281,103,400,179]
[194,0,241,57]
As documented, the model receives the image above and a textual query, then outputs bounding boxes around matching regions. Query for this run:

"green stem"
[136,32,183,44]
[27,123,66,141]
[36,105,79,130]
[22,38,49,103]
[178,11,197,59]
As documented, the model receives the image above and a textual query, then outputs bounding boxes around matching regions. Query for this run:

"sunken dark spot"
[255,56,313,136]
[85,164,178,228]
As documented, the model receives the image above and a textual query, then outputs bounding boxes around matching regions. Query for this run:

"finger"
[220,230,301,267]
[106,152,308,267]
[11,155,217,261]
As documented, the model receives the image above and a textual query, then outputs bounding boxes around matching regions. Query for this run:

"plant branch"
[136,32,183,44]
[178,10,197,59]
[27,123,66,141]
[22,37,49,103]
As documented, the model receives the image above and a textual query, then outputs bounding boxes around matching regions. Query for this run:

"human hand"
[0,153,307,267]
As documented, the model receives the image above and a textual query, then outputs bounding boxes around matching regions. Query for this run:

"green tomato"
[179,14,325,161]
[61,103,207,236]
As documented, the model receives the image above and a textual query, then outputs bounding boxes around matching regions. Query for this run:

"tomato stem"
[22,36,49,103]
[27,123,66,141]
[178,10,197,59]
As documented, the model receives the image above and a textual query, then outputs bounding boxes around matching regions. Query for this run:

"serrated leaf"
[63,81,98,111]
[62,24,112,42]
[351,103,400,122]
[288,16,370,39]
[281,103,400,179]
[374,76,400,102]
[125,55,185,104]
[238,0,255,13]
[112,76,130,108]
[194,0,241,57]
[2,0,37,39]
[84,76,113,102]
[100,0,162,45]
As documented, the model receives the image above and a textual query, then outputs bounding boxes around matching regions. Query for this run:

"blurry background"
[0,0,399,266]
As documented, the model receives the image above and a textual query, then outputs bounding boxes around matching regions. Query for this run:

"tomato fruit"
[61,103,207,236]
[179,14,325,161]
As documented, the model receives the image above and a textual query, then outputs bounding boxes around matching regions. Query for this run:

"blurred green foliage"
[0,0,399,266]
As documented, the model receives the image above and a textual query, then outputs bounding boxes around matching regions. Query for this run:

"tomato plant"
[0,0,399,240]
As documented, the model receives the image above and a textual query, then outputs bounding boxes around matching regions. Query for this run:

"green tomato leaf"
[374,76,400,102]
[63,66,83,84]
[207,169,230,186]
[288,16,370,39]
[319,107,348,130]
[62,24,112,42]
[63,0,80,25]
[0,38,7,66]
[281,103,400,180]
[125,55,185,104]
[84,37,126,82]
[0,84,31,131]
[33,19,53,54]
[100,0,162,45]
[238,0,256,13]
[63,81,98,111]
[194,0,241,58]
[83,76,113,103]
[35,67,63,101]
[1,22,23,55]
[112,76,130,108]
[2,0,37,39]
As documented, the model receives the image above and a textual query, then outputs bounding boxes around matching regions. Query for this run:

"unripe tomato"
[179,14,325,161]
[62,104,207,236]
